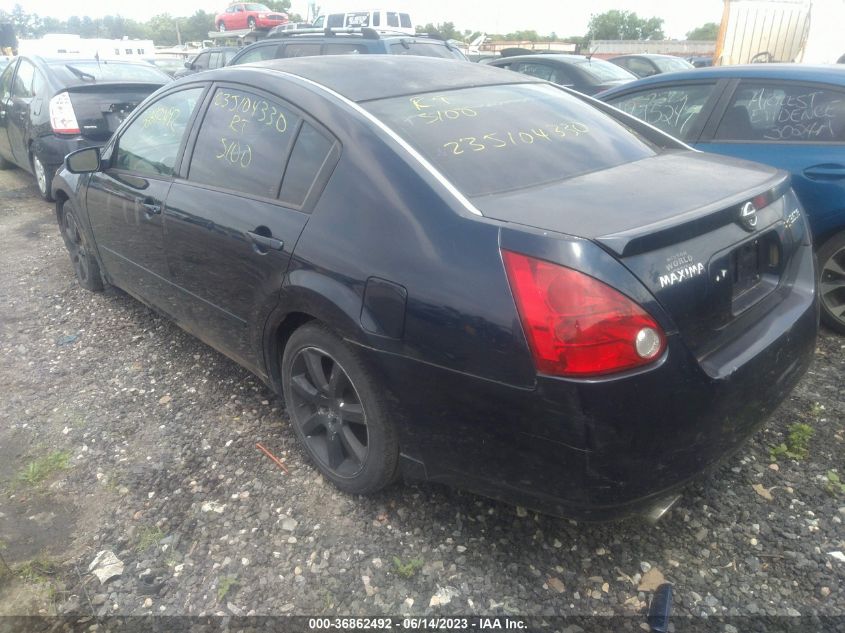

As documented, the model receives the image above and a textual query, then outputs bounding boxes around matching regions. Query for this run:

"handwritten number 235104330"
[213,91,288,134]
[443,122,589,156]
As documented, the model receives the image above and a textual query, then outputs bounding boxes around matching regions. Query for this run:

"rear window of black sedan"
[363,83,656,197]
[49,60,169,83]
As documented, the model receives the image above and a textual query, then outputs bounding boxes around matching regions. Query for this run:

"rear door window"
[714,82,845,142]
[284,43,321,58]
[188,87,301,199]
[279,122,335,207]
[0,63,14,101]
[114,87,204,177]
[389,41,456,58]
[512,62,557,83]
[233,44,281,64]
[364,82,656,197]
[625,57,658,77]
[606,83,717,140]
[193,52,210,71]
[323,43,369,55]
[12,59,35,98]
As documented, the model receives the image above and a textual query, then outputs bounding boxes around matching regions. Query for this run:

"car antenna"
[95,51,101,70]
[586,44,598,61]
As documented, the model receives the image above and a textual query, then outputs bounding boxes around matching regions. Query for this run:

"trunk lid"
[478,151,801,359]
[65,83,164,141]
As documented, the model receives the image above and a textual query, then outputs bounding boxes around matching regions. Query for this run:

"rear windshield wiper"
[64,65,96,81]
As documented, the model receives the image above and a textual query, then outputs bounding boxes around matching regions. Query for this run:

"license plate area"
[730,232,781,314]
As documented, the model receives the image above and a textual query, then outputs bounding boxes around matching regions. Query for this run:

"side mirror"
[184,61,192,69]
[66,147,101,174]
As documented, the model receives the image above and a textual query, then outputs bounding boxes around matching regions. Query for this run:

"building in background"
[17,33,155,60]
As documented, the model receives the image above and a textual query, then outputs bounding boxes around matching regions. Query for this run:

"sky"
[1,0,724,39]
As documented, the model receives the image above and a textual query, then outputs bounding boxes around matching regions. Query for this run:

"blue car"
[599,64,845,333]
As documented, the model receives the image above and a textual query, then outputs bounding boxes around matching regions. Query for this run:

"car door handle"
[247,231,284,252]
[142,200,162,216]
[803,164,845,181]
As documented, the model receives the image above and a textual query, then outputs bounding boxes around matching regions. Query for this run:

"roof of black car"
[240,56,542,102]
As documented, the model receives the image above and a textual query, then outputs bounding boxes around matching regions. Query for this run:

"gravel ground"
[0,166,844,625]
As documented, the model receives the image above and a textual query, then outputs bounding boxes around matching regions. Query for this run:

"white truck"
[715,0,845,65]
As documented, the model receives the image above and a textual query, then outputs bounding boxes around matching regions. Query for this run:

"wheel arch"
[815,225,845,251]
[263,273,370,396]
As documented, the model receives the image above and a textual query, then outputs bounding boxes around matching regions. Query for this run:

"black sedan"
[52,57,817,520]
[0,56,171,200]
[486,53,637,95]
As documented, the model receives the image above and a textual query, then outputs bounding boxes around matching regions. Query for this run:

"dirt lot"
[0,165,843,625]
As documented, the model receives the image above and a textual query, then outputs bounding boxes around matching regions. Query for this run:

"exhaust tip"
[642,494,681,524]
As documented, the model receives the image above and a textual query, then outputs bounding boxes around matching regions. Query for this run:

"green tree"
[262,0,302,22]
[145,13,179,46]
[587,10,664,40]
[0,4,42,38]
[505,30,540,41]
[415,21,460,40]
[179,10,214,42]
[686,22,719,41]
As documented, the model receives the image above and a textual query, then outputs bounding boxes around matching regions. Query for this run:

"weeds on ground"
[769,423,815,461]
[825,471,845,497]
[15,555,56,584]
[0,541,11,582]
[217,575,238,602]
[392,557,424,579]
[135,526,165,552]
[16,451,71,486]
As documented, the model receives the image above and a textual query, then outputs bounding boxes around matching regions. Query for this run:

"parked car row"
[0,30,839,520]
[0,56,171,199]
[0,27,468,200]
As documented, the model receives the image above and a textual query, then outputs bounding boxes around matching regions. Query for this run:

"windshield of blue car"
[51,61,168,83]
[653,57,694,73]
[572,58,636,82]
[364,82,656,197]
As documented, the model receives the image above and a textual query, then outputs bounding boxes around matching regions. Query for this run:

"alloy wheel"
[288,346,369,478]
[821,244,845,327]
[33,155,47,196]
[62,211,90,284]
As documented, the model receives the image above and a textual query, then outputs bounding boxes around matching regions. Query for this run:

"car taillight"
[49,92,80,135]
[502,250,666,377]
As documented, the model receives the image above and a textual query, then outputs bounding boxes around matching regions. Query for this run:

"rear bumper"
[32,134,99,172]
[360,240,818,521]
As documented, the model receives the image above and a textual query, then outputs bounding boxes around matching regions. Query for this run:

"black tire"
[59,201,104,292]
[31,151,54,202]
[281,323,399,494]
[247,17,256,29]
[818,232,845,334]
[217,22,226,31]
